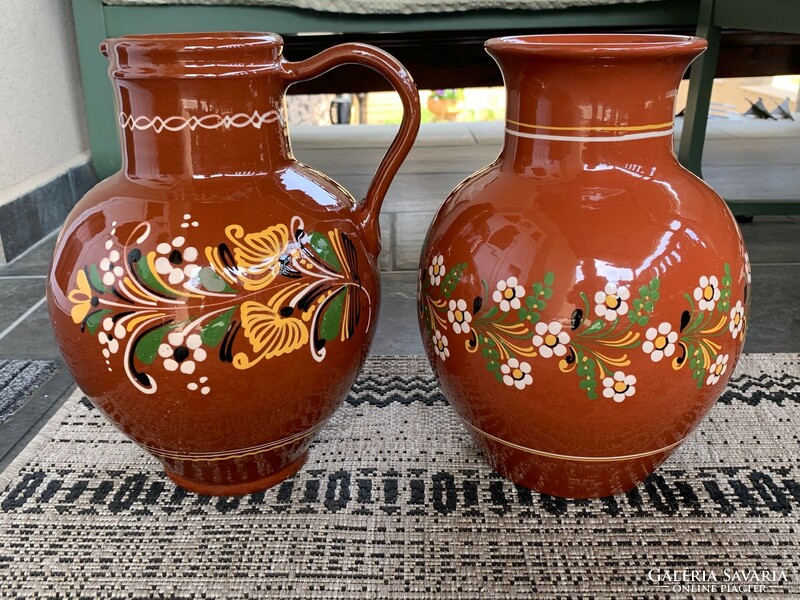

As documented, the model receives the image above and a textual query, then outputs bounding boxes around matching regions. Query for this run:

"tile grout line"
[0,275,47,279]
[2,228,59,266]
[0,297,47,343]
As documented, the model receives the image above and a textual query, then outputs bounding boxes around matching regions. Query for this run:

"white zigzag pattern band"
[118,110,283,133]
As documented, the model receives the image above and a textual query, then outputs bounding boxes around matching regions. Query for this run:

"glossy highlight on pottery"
[47,32,420,496]
[418,34,749,498]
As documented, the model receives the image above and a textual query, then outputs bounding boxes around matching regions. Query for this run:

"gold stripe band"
[463,420,685,463]
[507,118,674,132]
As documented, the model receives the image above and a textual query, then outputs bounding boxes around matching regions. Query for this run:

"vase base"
[468,426,674,498]
[163,452,308,496]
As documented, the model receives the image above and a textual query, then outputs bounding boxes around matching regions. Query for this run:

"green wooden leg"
[72,0,121,179]
[678,0,721,178]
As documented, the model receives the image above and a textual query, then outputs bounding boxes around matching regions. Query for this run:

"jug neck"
[486,34,706,175]
[103,33,292,181]
[114,77,291,180]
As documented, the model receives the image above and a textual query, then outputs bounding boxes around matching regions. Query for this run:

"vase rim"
[485,34,706,57]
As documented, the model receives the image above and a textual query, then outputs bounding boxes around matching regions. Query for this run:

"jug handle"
[281,44,421,258]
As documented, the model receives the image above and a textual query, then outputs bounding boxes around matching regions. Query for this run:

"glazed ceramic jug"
[47,33,420,495]
[418,35,749,498]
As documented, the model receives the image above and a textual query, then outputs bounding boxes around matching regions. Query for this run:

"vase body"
[47,33,419,495]
[417,35,749,498]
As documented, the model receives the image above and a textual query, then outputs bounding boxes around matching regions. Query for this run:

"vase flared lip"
[485,34,707,57]
[101,31,285,79]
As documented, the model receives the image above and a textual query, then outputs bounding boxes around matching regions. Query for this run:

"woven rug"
[0,355,798,598]
[0,360,58,426]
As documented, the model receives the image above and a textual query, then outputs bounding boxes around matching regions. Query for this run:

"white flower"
[729,301,745,339]
[155,240,199,287]
[492,277,525,312]
[593,283,630,321]
[602,371,637,402]
[433,329,449,361]
[160,332,208,374]
[532,321,570,358]
[428,255,446,286]
[642,322,678,363]
[99,249,124,287]
[500,358,533,390]
[706,354,729,386]
[99,332,119,355]
[447,299,472,334]
[693,275,720,311]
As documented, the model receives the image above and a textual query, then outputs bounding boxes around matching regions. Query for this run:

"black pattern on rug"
[0,359,58,425]
[0,355,798,599]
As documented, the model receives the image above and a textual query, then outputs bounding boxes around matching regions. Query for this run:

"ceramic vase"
[417,34,749,498]
[47,33,420,496]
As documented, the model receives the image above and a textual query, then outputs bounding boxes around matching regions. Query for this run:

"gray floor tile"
[371,272,423,355]
[743,264,800,353]
[394,211,436,271]
[740,216,800,264]
[0,303,60,361]
[0,234,56,277]
[0,280,45,334]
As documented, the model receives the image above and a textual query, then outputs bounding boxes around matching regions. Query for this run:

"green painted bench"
[72,0,800,214]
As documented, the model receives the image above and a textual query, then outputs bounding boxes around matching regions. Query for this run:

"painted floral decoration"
[65,215,371,395]
[419,257,748,402]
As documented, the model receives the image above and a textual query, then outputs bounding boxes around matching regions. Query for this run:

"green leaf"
[628,311,637,324]
[136,256,176,297]
[441,262,467,299]
[88,265,107,294]
[525,296,536,309]
[492,369,504,383]
[308,231,342,272]
[637,315,650,326]
[632,298,643,311]
[199,267,235,293]
[532,283,543,296]
[543,272,555,286]
[542,287,553,300]
[649,278,660,291]
[517,308,528,322]
[135,323,180,365]
[320,289,346,341]
[85,309,111,334]
[643,301,655,313]
[587,390,599,400]
[529,312,541,324]
[724,263,731,277]
[201,307,236,347]
[650,291,660,301]
[584,320,604,334]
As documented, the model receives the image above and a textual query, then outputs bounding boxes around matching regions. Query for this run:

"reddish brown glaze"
[47,32,420,496]
[418,35,749,498]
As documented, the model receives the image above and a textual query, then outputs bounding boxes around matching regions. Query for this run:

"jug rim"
[101,31,285,79]
[485,34,706,57]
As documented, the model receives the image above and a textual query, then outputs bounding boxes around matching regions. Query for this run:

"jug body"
[418,35,749,498]
[47,32,419,495]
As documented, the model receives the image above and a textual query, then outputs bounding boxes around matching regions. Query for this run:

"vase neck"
[486,34,705,174]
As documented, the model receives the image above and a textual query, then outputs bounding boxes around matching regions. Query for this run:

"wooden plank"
[71,0,120,180]
[713,0,800,34]
[678,0,721,177]
[103,1,699,35]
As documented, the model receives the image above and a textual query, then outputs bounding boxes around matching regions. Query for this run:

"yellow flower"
[233,297,309,369]
[67,269,94,324]
[225,224,290,291]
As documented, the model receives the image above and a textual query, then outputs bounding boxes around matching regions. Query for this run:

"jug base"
[164,452,308,496]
